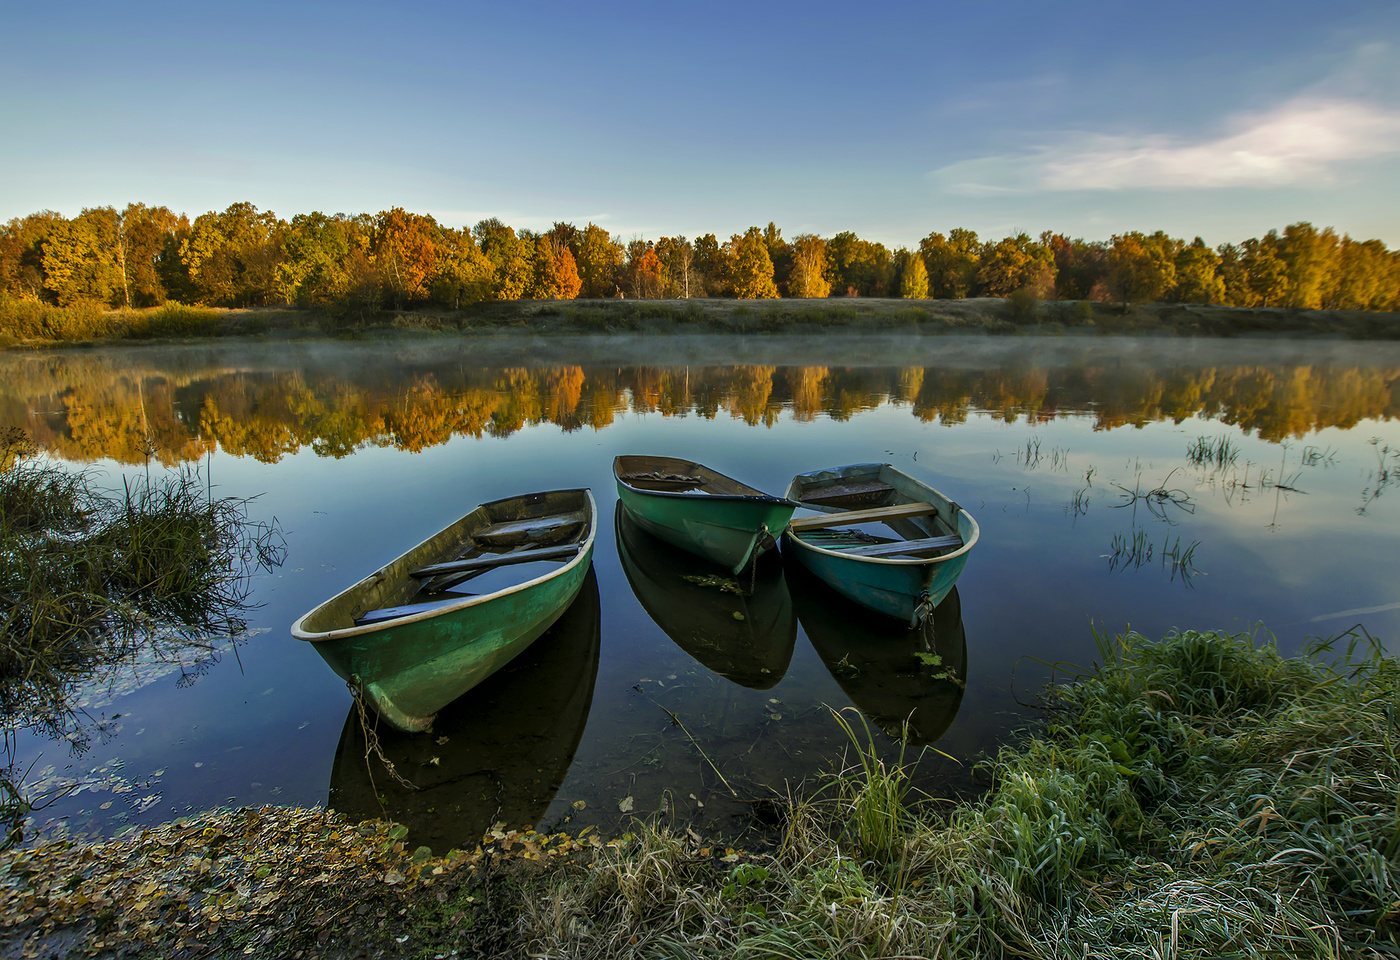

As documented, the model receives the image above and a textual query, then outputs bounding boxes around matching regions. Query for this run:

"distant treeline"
[2,203,1398,316]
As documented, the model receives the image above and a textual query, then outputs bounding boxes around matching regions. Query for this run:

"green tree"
[655,236,696,298]
[475,219,533,300]
[693,234,727,296]
[575,223,622,298]
[429,227,494,307]
[0,211,65,302]
[788,234,831,298]
[828,232,891,296]
[726,227,778,299]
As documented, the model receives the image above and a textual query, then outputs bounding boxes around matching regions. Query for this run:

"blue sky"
[3,1,1398,247]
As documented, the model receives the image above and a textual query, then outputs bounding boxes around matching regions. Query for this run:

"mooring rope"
[347,677,418,795]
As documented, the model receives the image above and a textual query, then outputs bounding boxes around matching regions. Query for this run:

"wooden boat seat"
[799,479,894,508]
[620,472,706,491]
[824,534,963,558]
[789,501,938,532]
[473,511,586,548]
[355,594,472,626]
[410,542,581,580]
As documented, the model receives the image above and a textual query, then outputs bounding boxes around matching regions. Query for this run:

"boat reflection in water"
[616,503,796,689]
[327,569,600,851]
[786,555,967,744]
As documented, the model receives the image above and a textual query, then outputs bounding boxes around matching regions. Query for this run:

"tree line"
[1,202,1397,313]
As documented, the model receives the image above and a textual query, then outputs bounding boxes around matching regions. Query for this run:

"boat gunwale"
[783,465,979,566]
[290,488,598,643]
[613,454,798,508]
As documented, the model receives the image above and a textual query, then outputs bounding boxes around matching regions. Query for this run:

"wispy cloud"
[935,97,1400,194]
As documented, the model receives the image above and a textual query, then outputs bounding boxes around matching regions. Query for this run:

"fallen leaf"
[618,796,634,813]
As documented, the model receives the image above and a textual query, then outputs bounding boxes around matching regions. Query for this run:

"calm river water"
[5,333,1399,851]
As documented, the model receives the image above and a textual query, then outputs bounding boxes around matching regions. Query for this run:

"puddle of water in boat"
[3,335,1399,849]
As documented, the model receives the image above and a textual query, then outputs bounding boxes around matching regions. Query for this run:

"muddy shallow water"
[4,333,1399,848]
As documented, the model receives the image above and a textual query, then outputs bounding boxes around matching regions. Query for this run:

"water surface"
[4,334,1398,847]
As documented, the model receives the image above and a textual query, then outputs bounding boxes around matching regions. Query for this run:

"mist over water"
[4,334,1398,848]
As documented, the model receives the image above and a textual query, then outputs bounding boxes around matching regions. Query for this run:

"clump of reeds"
[509,627,1399,959]
[1187,434,1240,469]
[0,436,284,746]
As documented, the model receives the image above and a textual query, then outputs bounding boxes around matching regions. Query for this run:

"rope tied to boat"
[348,676,418,796]
[747,523,776,595]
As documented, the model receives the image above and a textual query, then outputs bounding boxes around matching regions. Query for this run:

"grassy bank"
[1,626,1395,958]
[2,296,1398,347]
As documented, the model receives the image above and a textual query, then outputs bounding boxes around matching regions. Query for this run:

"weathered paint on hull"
[783,464,978,625]
[616,483,794,575]
[310,547,594,731]
[784,540,968,623]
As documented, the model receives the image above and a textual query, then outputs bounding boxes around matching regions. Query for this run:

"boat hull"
[614,456,796,575]
[292,489,596,732]
[782,464,977,624]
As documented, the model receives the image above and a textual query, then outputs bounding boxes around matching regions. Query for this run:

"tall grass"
[510,627,1399,958]
[0,436,284,747]
[0,297,226,343]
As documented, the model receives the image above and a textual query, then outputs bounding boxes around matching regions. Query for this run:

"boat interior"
[301,490,592,632]
[614,455,763,496]
[789,473,963,559]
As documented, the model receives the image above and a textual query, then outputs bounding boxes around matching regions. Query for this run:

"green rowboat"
[327,569,601,850]
[614,455,797,575]
[291,488,597,733]
[782,464,977,626]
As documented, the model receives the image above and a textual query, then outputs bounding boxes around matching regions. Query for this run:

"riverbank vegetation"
[1,627,1395,957]
[1,201,1397,345]
[0,429,283,831]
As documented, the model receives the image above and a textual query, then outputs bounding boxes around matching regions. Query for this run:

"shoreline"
[2,297,1399,351]
[2,627,1395,959]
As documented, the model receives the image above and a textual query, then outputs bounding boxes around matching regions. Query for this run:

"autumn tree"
[788,234,831,298]
[896,248,929,298]
[1280,222,1340,310]
[1172,238,1224,304]
[1241,233,1288,307]
[919,229,980,298]
[180,202,285,307]
[976,233,1055,298]
[655,236,696,298]
[373,208,442,307]
[1104,232,1177,307]
[762,222,792,294]
[726,227,778,299]
[42,207,125,306]
[0,212,65,302]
